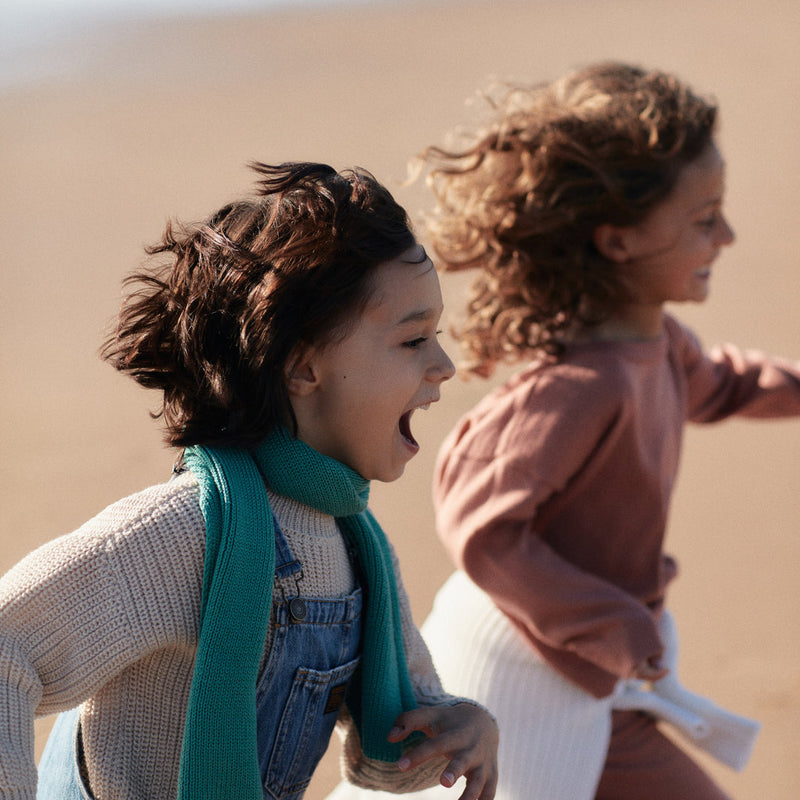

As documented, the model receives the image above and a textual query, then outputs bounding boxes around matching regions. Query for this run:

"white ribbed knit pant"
[325,571,614,800]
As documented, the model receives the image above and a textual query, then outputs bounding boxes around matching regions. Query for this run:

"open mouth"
[398,403,431,448]
[399,410,418,447]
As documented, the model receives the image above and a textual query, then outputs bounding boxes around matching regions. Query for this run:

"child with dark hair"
[0,162,498,800]
[328,62,800,800]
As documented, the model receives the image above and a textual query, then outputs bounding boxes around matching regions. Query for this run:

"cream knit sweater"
[0,471,455,800]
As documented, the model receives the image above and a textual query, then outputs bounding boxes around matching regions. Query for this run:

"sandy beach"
[2,0,798,797]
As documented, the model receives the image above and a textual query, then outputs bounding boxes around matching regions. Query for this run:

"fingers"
[390,704,499,800]
[388,706,445,742]
[444,752,498,800]
[457,764,498,800]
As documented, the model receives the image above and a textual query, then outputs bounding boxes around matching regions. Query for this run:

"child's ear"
[593,223,633,264]
[285,346,319,397]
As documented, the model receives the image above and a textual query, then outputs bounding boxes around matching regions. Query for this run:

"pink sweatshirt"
[434,314,800,698]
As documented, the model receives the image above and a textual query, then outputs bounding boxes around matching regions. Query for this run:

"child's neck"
[578,304,665,343]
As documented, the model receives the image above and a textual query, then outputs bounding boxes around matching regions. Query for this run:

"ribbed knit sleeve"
[336,538,467,792]
[0,472,204,800]
[0,639,38,799]
[389,544,455,708]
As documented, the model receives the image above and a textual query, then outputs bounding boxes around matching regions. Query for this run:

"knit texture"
[178,427,417,800]
[0,472,456,799]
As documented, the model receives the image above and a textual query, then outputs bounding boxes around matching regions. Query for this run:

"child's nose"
[431,343,456,383]
[718,215,735,246]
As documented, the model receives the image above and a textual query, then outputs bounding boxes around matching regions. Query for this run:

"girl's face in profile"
[617,143,736,308]
[289,244,455,482]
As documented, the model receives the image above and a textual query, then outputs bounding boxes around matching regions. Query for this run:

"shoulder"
[0,473,206,641]
[88,471,206,577]
[95,471,204,540]
[3,472,205,590]
[663,313,704,362]
[447,355,625,462]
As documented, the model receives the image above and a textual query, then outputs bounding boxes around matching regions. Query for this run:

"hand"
[389,702,498,800]
[633,656,669,682]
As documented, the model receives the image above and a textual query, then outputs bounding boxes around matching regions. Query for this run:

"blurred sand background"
[1,0,798,797]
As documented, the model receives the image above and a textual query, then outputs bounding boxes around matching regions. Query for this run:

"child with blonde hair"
[419,61,800,800]
[0,162,498,800]
[327,61,800,800]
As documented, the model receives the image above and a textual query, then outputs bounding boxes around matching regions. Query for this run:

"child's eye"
[697,212,718,230]
[403,330,442,349]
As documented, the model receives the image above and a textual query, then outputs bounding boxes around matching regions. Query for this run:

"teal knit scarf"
[177,427,417,799]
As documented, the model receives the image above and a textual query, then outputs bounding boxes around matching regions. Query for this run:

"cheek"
[686,229,716,253]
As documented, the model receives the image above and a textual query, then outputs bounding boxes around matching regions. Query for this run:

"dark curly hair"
[101,161,416,447]
[420,61,717,375]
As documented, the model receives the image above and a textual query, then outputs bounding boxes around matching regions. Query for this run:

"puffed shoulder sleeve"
[0,473,204,799]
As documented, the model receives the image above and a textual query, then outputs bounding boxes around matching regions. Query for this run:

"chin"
[683,284,710,304]
[371,458,409,484]
[378,466,407,484]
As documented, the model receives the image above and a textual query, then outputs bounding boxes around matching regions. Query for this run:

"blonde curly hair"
[421,61,717,375]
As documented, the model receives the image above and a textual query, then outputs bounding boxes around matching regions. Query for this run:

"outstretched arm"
[672,315,800,422]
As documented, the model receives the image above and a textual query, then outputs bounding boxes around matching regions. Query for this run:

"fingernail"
[442,771,455,786]
[397,757,410,771]
[388,726,403,738]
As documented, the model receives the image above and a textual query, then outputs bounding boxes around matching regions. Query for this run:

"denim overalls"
[37,517,364,800]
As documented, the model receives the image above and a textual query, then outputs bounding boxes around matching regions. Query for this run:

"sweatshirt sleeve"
[437,449,660,682]
[433,374,662,690]
[0,475,203,799]
[670,316,800,422]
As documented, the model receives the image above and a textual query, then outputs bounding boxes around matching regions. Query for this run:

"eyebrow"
[395,306,443,326]
[691,195,724,214]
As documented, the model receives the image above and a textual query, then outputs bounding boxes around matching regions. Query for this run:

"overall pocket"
[261,656,360,800]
